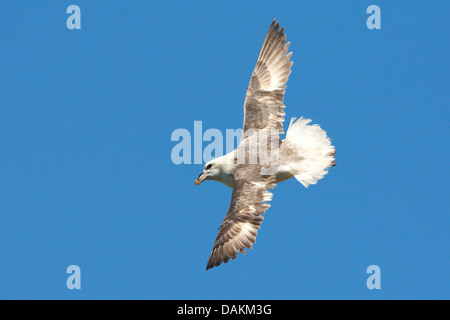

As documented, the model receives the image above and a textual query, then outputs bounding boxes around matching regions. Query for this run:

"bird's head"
[195,160,220,185]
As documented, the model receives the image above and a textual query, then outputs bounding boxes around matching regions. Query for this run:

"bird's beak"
[195,172,207,185]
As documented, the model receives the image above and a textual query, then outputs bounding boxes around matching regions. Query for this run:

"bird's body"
[195,20,336,270]
[201,117,335,189]
[202,157,294,189]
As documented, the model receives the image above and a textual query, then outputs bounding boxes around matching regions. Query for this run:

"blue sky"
[0,1,448,299]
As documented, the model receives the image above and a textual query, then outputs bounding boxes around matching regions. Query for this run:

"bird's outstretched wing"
[242,20,293,134]
[206,165,276,270]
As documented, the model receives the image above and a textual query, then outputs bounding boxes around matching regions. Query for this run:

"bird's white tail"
[282,117,335,188]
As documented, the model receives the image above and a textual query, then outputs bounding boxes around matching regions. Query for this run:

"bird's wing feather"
[206,165,276,270]
[242,20,293,134]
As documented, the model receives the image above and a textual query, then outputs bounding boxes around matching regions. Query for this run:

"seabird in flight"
[195,20,336,270]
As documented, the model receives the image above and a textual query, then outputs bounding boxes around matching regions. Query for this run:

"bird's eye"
[205,163,213,170]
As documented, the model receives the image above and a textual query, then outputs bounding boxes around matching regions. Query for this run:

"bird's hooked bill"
[195,172,207,185]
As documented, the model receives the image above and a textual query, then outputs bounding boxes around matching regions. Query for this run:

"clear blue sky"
[0,1,448,299]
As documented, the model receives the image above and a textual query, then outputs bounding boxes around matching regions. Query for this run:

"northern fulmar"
[195,20,336,270]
